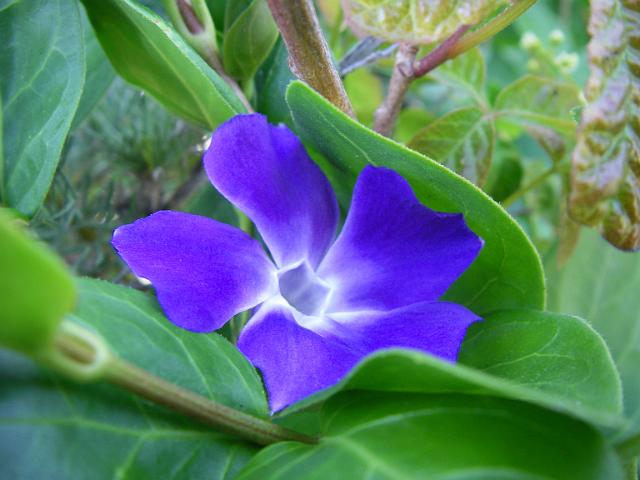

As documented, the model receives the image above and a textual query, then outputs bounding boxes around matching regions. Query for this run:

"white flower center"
[277,261,332,317]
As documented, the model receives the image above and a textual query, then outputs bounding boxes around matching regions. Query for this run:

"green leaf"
[0,210,76,354]
[239,394,624,479]
[342,0,509,44]
[72,8,116,128]
[74,278,269,417]
[494,75,581,136]
[0,277,267,477]
[255,38,295,126]
[408,106,495,186]
[0,0,85,217]
[281,309,623,428]
[483,153,523,203]
[546,229,640,440]
[81,0,245,129]
[286,80,544,314]
[430,47,487,104]
[568,0,640,251]
[222,0,278,82]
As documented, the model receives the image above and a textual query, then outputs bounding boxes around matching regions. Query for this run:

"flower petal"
[319,166,483,313]
[330,301,481,362]
[204,114,339,268]
[112,211,277,332]
[238,301,358,412]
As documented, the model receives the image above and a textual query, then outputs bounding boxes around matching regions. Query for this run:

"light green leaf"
[546,229,640,440]
[0,277,267,477]
[0,0,85,217]
[431,47,487,104]
[81,0,245,129]
[343,68,384,127]
[223,0,278,82]
[494,75,581,136]
[408,106,494,186]
[239,394,624,479]
[286,80,544,314]
[343,0,509,44]
[0,209,76,355]
[281,309,623,429]
[72,8,116,128]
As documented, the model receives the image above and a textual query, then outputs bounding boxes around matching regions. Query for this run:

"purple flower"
[112,114,484,412]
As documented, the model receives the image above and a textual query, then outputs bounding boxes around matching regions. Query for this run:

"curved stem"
[501,163,563,208]
[53,321,316,446]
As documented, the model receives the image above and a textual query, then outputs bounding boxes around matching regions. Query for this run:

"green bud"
[549,29,565,46]
[520,32,541,52]
[554,52,579,74]
[0,209,76,355]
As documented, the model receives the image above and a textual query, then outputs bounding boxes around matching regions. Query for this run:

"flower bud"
[520,32,541,52]
[549,29,565,46]
[554,52,579,74]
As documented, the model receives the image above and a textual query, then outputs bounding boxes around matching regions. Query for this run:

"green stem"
[52,321,316,446]
[449,0,538,59]
[266,0,354,116]
[501,164,561,208]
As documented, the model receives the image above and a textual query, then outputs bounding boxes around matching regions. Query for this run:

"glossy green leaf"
[0,0,85,217]
[286,81,544,314]
[81,0,245,129]
[72,8,116,128]
[343,0,509,44]
[223,0,278,82]
[569,0,640,251]
[240,394,624,479]
[0,210,76,354]
[0,277,268,477]
[494,75,581,136]
[281,309,622,428]
[546,229,640,440]
[255,39,295,126]
[408,106,495,186]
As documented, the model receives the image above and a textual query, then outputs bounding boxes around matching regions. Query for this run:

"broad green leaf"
[240,394,624,479]
[81,0,245,129]
[72,8,116,128]
[494,75,581,136]
[223,0,278,82]
[568,0,640,251]
[546,229,640,440]
[408,106,495,186]
[343,0,509,44]
[0,210,76,354]
[280,309,623,428]
[0,277,267,477]
[431,47,487,104]
[255,39,295,126]
[286,81,544,314]
[0,0,85,217]
[394,107,433,144]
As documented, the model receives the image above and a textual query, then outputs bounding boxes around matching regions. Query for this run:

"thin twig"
[413,25,471,77]
[373,44,418,136]
[267,0,354,116]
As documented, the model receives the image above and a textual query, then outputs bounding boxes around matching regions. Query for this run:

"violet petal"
[204,114,339,269]
[112,211,277,332]
[319,166,483,313]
